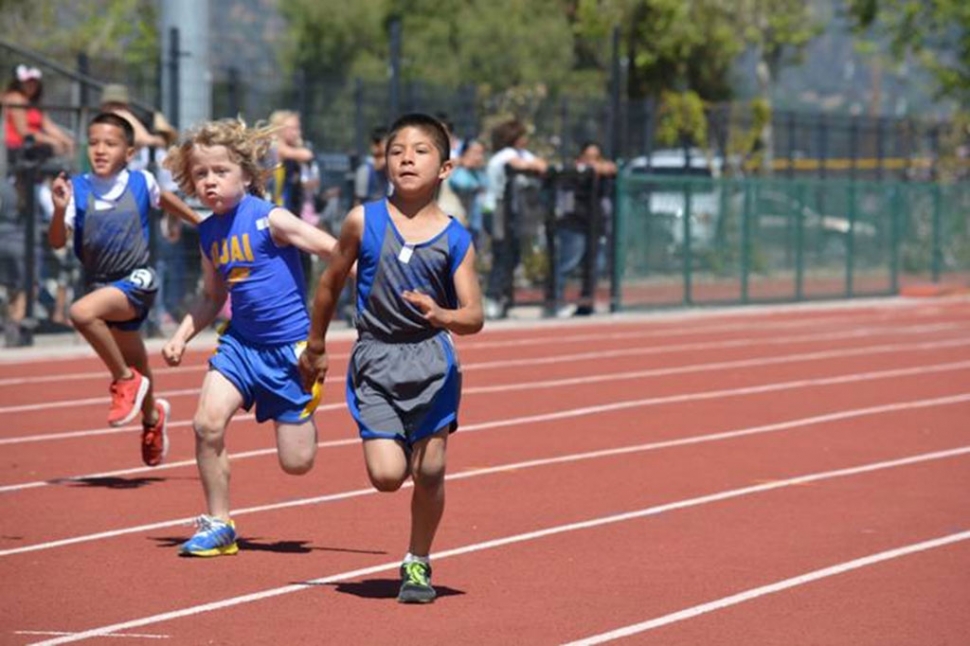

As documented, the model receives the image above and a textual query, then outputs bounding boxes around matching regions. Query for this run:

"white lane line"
[15,631,168,640]
[3,392,969,554]
[24,445,970,646]
[561,530,970,645]
[0,308,925,386]
[3,322,969,425]
[2,358,969,493]
[0,402,345,446]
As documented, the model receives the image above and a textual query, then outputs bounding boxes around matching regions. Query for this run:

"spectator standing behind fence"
[48,112,201,468]
[99,84,170,153]
[0,176,28,346]
[2,65,75,165]
[299,113,483,603]
[448,138,488,251]
[267,110,315,214]
[354,126,388,205]
[160,118,342,557]
[554,141,616,317]
[267,110,319,292]
[482,118,547,320]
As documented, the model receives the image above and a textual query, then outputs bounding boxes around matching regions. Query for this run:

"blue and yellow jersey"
[198,194,309,345]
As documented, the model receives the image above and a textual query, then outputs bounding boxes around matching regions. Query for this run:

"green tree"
[279,0,573,91]
[847,0,970,102]
[0,0,157,65]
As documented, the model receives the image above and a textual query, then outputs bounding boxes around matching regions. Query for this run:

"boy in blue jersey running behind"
[161,118,341,557]
[49,112,201,467]
[300,113,484,603]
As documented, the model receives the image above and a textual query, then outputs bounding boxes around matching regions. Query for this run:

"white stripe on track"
[25,445,970,645]
[0,324,970,446]
[2,323,968,419]
[561,530,970,645]
[2,359,969,493]
[3,392,969,553]
[0,307,929,386]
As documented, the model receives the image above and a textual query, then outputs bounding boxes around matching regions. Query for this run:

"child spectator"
[448,138,488,250]
[482,118,547,319]
[353,126,388,205]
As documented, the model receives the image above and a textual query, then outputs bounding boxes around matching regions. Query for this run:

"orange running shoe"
[107,368,150,427]
[142,398,170,467]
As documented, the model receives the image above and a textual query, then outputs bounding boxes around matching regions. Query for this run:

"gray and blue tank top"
[355,199,472,342]
[71,171,151,286]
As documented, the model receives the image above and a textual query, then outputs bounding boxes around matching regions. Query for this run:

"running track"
[1,297,968,645]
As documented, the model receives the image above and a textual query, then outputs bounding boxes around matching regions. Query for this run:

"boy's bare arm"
[48,173,72,249]
[163,256,225,366]
[299,207,363,390]
[159,190,202,226]
[268,207,338,259]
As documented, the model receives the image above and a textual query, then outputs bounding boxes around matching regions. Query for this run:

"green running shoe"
[398,560,436,604]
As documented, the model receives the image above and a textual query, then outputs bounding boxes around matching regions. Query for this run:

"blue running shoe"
[179,515,238,557]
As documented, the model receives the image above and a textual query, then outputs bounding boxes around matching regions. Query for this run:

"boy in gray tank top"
[300,113,484,603]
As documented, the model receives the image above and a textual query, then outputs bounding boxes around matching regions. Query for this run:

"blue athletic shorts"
[88,267,158,331]
[210,327,321,424]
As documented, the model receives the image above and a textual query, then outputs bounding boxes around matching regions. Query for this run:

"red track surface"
[1,297,969,645]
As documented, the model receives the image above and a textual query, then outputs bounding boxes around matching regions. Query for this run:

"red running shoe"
[107,368,150,427]
[142,398,170,467]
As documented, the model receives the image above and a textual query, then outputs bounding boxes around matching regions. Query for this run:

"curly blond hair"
[163,118,275,198]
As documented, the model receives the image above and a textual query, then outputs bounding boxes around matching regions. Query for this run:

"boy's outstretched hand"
[299,344,328,393]
[51,172,72,210]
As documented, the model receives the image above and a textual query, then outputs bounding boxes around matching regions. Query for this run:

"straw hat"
[100,84,130,106]
[152,111,179,146]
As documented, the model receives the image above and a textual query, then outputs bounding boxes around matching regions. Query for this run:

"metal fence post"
[741,179,752,303]
[794,182,806,300]
[846,181,856,297]
[610,171,625,312]
[890,183,901,293]
[932,182,943,282]
[682,179,693,305]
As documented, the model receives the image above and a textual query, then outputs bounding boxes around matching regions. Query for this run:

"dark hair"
[5,66,43,104]
[370,126,388,145]
[385,113,450,163]
[434,112,455,134]
[459,138,482,157]
[491,119,527,151]
[90,111,135,146]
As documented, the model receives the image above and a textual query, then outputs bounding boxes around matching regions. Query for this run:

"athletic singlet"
[355,199,472,342]
[71,172,152,287]
[198,194,309,345]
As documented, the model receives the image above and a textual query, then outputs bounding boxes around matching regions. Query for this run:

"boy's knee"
[192,414,225,446]
[412,465,446,491]
[68,302,94,327]
[279,448,315,475]
[369,472,407,493]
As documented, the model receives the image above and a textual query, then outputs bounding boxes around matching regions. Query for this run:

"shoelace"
[403,561,430,586]
[192,515,217,532]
